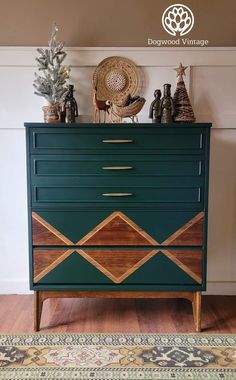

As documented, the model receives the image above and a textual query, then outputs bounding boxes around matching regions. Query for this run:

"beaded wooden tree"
[173,63,195,122]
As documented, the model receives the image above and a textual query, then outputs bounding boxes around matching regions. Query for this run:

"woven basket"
[93,56,142,104]
[111,98,145,119]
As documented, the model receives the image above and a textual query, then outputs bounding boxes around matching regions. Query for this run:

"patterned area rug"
[0,334,236,379]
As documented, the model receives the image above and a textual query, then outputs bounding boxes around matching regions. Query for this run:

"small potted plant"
[33,23,70,122]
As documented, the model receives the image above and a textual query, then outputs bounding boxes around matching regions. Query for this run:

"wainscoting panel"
[0,47,236,294]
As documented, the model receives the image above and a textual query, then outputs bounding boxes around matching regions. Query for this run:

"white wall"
[0,47,236,294]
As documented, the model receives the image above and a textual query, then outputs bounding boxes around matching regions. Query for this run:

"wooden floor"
[0,295,235,333]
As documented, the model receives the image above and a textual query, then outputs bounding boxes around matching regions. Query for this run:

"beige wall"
[0,0,235,46]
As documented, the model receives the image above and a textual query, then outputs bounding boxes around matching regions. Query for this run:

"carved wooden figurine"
[63,84,78,123]
[149,89,162,123]
[160,84,175,123]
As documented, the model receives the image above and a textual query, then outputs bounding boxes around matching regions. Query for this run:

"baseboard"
[0,280,236,295]
[0,280,32,294]
[205,282,236,295]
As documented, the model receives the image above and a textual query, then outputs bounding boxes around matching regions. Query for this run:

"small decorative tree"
[33,22,70,121]
[173,63,195,122]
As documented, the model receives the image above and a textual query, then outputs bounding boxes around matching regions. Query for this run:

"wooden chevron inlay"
[32,211,204,284]
[161,249,202,284]
[32,212,73,246]
[162,212,204,246]
[33,249,74,282]
[77,211,159,246]
[76,249,158,283]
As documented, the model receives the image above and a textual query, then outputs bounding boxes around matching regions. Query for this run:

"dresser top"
[24,122,212,128]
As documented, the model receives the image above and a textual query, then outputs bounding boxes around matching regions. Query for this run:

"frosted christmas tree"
[173,63,195,122]
[33,22,70,105]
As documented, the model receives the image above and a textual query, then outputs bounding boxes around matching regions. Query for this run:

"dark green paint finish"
[25,122,212,129]
[202,128,211,286]
[25,123,211,292]
[32,133,202,150]
[26,124,211,155]
[31,177,204,187]
[36,251,198,286]
[35,209,112,244]
[32,155,203,178]
[33,185,202,205]
[34,209,202,245]
[125,210,203,244]
[33,284,204,291]
[25,128,34,289]
[35,209,111,244]
[31,130,202,150]
[32,203,203,211]
[37,252,113,285]
[124,253,198,285]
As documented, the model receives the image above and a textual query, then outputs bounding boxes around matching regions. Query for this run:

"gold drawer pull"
[102,139,133,143]
[102,166,133,170]
[102,193,133,197]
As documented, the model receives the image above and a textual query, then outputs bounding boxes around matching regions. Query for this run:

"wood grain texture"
[161,249,202,284]
[77,211,158,246]
[39,290,195,301]
[0,295,235,333]
[32,212,73,246]
[33,291,202,332]
[162,212,204,246]
[192,291,202,332]
[34,250,74,282]
[34,291,43,331]
[77,249,158,283]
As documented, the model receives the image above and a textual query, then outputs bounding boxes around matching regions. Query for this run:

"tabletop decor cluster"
[33,24,195,124]
[149,63,195,124]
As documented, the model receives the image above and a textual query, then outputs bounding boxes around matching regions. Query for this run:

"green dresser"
[25,122,211,331]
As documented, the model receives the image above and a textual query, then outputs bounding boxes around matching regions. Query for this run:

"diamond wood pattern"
[32,212,73,246]
[77,211,158,246]
[33,249,74,282]
[32,211,204,284]
[162,212,204,246]
[161,249,202,284]
[76,249,158,283]
[32,211,204,247]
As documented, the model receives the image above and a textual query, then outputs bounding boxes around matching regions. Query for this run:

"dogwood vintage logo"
[147,3,209,46]
[162,4,194,36]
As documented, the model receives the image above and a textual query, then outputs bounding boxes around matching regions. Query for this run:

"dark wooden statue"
[149,89,162,123]
[160,84,175,123]
[61,85,78,123]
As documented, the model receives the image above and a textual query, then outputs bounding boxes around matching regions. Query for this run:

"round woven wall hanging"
[93,56,142,104]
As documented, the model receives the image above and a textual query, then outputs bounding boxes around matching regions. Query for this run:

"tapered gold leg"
[34,291,43,332]
[192,291,201,332]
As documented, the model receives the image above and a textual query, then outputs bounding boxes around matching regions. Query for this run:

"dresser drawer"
[31,154,204,178]
[29,127,205,154]
[32,209,204,247]
[33,248,202,286]
[32,184,202,207]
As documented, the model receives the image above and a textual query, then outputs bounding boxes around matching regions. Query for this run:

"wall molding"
[0,46,236,129]
[0,46,236,67]
[206,282,236,295]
